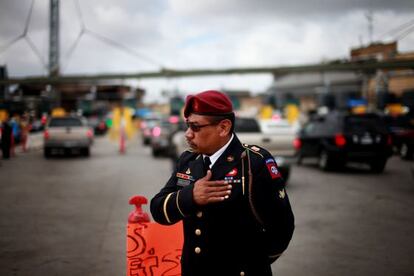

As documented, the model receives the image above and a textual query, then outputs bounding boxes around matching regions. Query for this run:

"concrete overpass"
[1,59,414,85]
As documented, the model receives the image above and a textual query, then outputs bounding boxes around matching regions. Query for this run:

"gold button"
[240,271,245,276]
[195,229,201,236]
[195,247,201,254]
[196,211,203,218]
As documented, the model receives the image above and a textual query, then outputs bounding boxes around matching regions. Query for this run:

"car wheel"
[296,154,303,166]
[143,138,150,146]
[152,149,160,157]
[400,143,413,160]
[44,148,51,158]
[318,149,333,171]
[82,147,90,157]
[370,158,387,173]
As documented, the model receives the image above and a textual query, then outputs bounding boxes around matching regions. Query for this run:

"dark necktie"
[203,156,211,174]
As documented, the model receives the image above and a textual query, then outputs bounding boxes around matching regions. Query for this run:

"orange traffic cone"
[126,195,184,276]
[119,126,126,154]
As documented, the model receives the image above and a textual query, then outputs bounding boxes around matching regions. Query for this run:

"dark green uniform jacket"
[150,135,294,276]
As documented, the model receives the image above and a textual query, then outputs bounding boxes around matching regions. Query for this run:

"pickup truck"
[171,117,297,182]
[43,116,94,158]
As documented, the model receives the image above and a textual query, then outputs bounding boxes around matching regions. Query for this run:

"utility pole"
[49,0,60,108]
[49,0,59,76]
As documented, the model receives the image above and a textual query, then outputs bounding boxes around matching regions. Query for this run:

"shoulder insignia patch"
[266,159,282,179]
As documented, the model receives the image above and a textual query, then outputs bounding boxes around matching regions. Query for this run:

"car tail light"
[293,138,302,149]
[152,126,161,137]
[44,130,49,140]
[387,134,392,146]
[87,129,94,138]
[169,116,179,124]
[335,133,346,147]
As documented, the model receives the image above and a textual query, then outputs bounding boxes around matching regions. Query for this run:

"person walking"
[151,90,294,276]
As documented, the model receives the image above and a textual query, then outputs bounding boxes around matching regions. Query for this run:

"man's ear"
[218,119,232,137]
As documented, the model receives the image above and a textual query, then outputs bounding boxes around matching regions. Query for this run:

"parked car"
[383,114,414,160]
[171,117,294,182]
[151,116,183,157]
[29,119,45,133]
[295,111,393,172]
[87,116,108,136]
[140,114,162,145]
[43,116,94,157]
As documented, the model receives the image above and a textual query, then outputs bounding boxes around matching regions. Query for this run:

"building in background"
[268,41,414,113]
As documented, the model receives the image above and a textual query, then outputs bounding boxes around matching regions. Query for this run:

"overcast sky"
[1,0,414,103]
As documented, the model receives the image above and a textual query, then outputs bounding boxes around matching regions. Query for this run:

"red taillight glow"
[335,133,346,147]
[152,126,161,137]
[169,116,179,124]
[87,129,94,138]
[387,135,392,146]
[293,138,302,149]
[44,130,49,140]
[98,122,106,130]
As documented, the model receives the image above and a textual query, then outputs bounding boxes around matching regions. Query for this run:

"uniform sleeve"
[249,150,295,261]
[150,154,198,225]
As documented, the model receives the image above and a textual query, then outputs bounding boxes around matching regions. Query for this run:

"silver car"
[43,116,93,157]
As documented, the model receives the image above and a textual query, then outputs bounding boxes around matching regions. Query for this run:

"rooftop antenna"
[365,11,374,45]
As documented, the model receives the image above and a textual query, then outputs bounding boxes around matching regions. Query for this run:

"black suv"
[295,111,393,172]
[383,114,414,160]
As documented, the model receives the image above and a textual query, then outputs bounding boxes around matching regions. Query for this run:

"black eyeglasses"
[186,121,217,132]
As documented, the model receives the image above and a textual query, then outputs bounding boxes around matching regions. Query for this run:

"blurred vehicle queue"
[2,101,413,171]
[140,103,414,184]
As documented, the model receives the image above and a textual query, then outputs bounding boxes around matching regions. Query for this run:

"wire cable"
[85,29,164,68]
[74,0,85,30]
[23,0,36,35]
[378,17,414,40]
[395,24,414,41]
[0,35,24,55]
[25,36,48,70]
[62,29,85,71]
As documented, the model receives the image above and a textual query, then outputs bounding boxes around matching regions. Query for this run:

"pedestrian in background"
[151,90,294,276]
[1,117,12,159]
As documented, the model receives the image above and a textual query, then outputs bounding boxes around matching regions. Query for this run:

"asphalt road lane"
[0,135,413,276]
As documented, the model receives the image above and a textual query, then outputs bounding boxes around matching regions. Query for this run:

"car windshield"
[234,118,261,133]
[49,118,83,127]
[344,115,387,133]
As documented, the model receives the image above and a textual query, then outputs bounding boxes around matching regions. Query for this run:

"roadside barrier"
[127,195,183,276]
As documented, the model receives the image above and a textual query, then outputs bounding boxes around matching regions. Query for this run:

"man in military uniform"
[151,90,294,276]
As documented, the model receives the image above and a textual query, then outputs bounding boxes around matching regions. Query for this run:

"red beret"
[184,90,233,118]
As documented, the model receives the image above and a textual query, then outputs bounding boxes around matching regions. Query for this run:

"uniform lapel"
[211,135,244,180]
[187,154,205,181]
